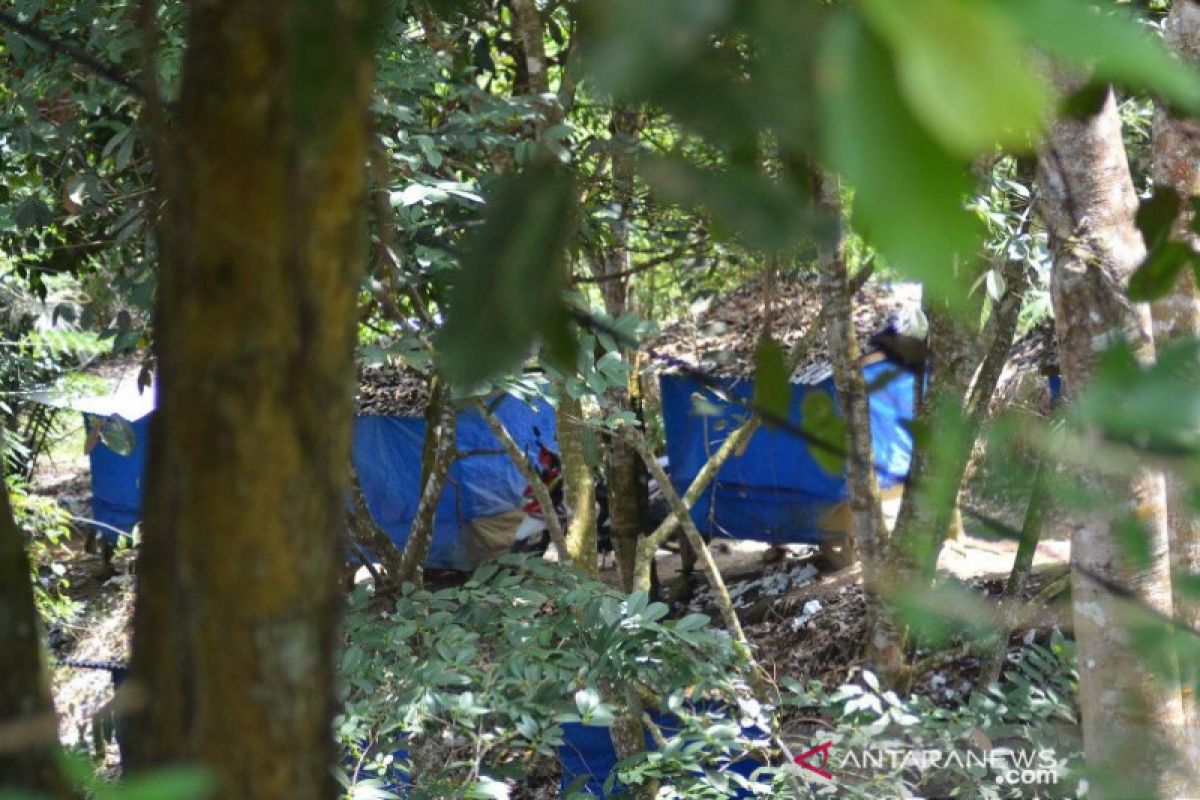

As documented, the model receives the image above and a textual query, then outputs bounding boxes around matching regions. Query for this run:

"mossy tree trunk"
[0,474,67,797]
[558,392,598,576]
[815,175,905,684]
[598,104,647,591]
[126,3,376,799]
[397,378,457,585]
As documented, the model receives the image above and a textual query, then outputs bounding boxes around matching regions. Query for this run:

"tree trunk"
[558,393,598,575]
[599,104,647,591]
[894,249,1029,578]
[397,378,458,585]
[126,4,375,798]
[890,304,979,573]
[475,399,568,558]
[348,467,403,594]
[0,477,67,797]
[815,176,904,683]
[1152,0,1200,738]
[1038,87,1193,799]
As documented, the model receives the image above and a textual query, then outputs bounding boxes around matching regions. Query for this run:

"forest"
[2,0,1200,798]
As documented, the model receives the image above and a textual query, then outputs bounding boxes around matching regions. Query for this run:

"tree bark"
[1152,0,1200,738]
[347,467,404,594]
[894,249,1029,578]
[815,176,904,684]
[475,399,568,558]
[0,476,67,797]
[126,4,375,798]
[1038,86,1194,798]
[558,392,598,575]
[599,104,648,591]
[397,378,458,585]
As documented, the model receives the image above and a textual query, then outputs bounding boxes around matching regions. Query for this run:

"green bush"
[336,555,772,799]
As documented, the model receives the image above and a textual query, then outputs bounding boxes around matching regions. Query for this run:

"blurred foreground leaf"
[818,12,979,309]
[860,0,1049,157]
[436,162,576,386]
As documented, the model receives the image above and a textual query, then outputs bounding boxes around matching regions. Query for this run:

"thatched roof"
[648,273,922,383]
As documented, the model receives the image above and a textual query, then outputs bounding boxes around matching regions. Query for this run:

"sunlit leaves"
[999,0,1200,114]
[860,0,1049,157]
[436,162,576,387]
[818,13,979,305]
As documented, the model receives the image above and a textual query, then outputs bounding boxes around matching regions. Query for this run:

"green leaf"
[436,162,576,387]
[1128,188,1195,301]
[1000,0,1200,113]
[99,415,137,457]
[860,0,1050,157]
[1137,187,1182,251]
[818,12,979,308]
[94,766,215,800]
[13,196,53,230]
[753,336,790,420]
[800,390,846,475]
[1129,242,1193,302]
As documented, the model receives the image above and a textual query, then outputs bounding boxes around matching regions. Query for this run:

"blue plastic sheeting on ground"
[660,359,915,545]
[85,395,556,569]
[87,413,152,544]
[351,394,556,570]
[560,709,764,797]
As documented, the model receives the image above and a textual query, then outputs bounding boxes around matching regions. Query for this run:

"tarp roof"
[28,364,155,421]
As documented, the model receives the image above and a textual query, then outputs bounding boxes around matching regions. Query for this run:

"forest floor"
[31,410,1071,792]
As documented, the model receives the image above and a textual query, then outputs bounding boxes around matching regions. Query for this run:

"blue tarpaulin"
[87,395,557,569]
[351,394,557,570]
[88,413,152,543]
[560,708,764,797]
[660,358,915,545]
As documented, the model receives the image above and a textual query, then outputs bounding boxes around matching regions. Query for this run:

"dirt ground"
[32,397,1072,788]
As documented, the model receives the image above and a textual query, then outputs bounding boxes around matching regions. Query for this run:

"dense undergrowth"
[336,557,1082,799]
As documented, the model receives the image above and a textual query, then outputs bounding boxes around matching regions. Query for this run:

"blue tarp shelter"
[72,387,556,570]
[660,357,915,545]
[351,395,557,570]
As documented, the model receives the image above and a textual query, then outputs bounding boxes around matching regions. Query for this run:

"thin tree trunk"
[980,457,1048,686]
[816,175,905,684]
[600,104,647,592]
[126,3,375,797]
[894,250,1030,578]
[0,475,67,797]
[348,466,403,594]
[474,399,568,558]
[1152,0,1200,738]
[398,379,458,585]
[632,263,874,574]
[1039,86,1194,799]
[558,392,598,575]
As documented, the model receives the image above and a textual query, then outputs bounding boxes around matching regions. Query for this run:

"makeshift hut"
[649,275,924,550]
[40,364,556,571]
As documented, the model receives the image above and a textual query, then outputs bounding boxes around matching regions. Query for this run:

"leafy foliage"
[336,556,766,798]
[781,633,1081,799]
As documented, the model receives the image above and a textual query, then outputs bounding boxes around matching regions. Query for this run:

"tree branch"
[0,9,147,101]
